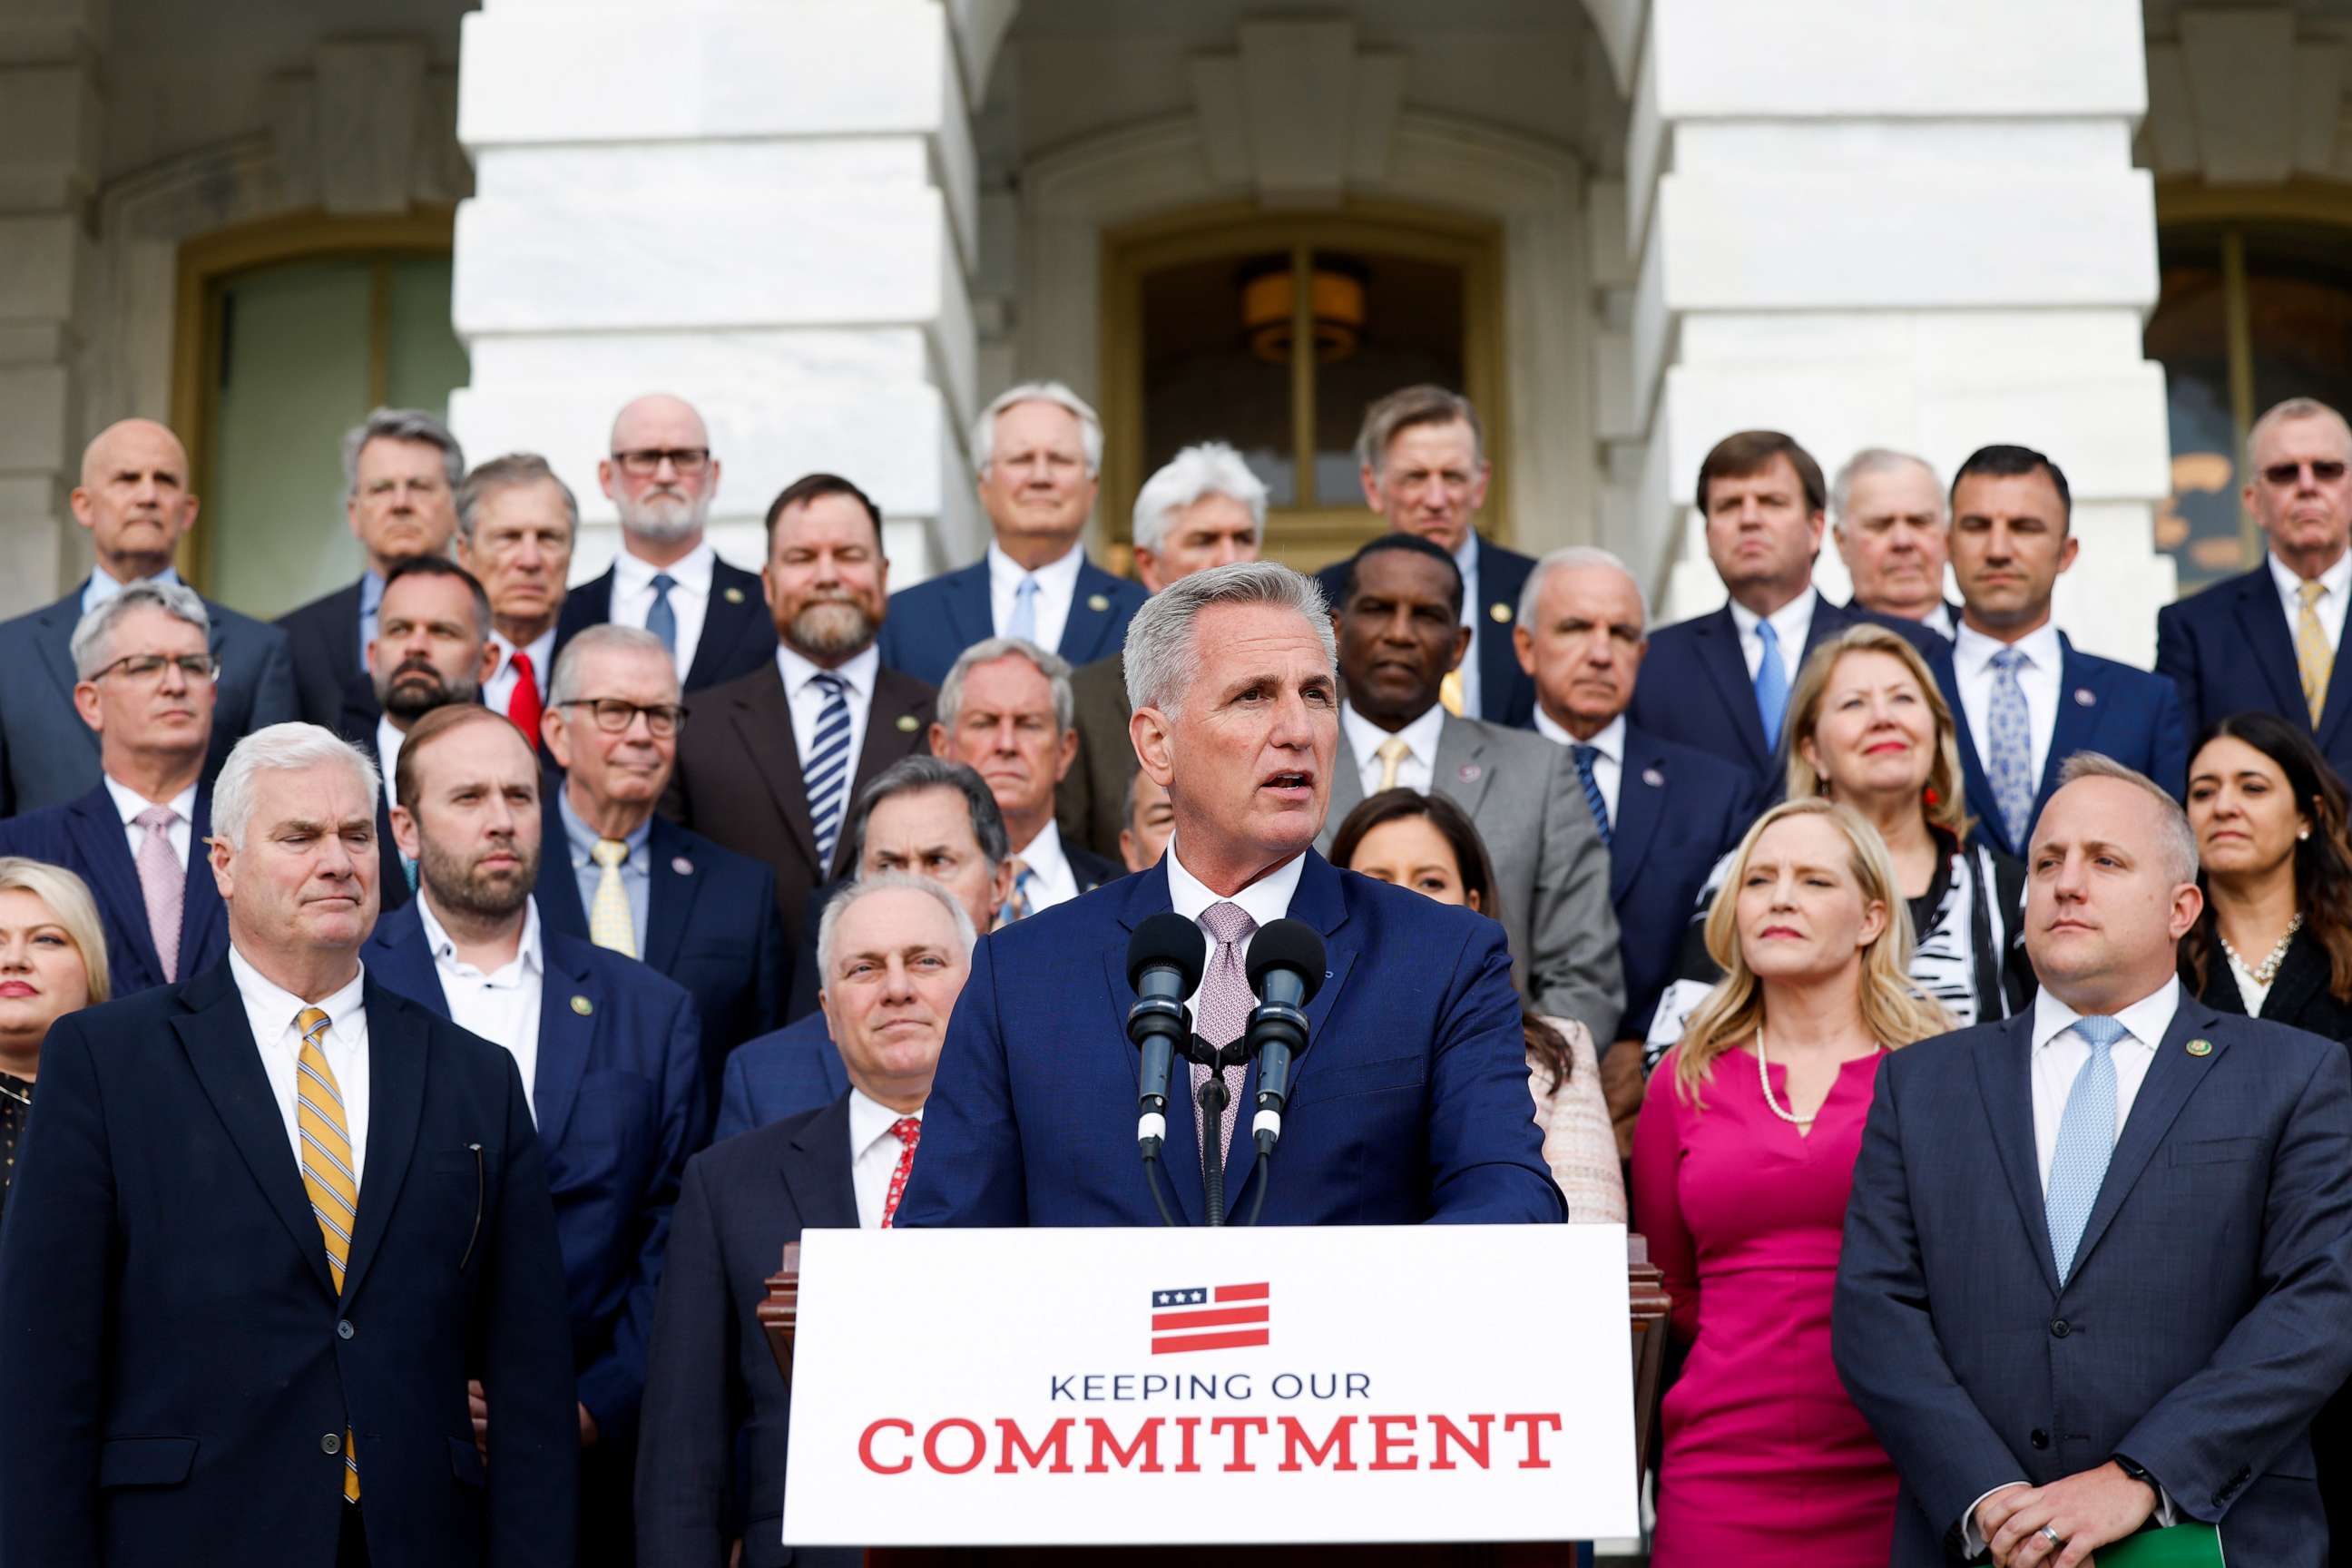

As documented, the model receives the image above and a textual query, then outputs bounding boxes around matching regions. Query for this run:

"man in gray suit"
[1316,534,1623,1039]
[0,418,299,817]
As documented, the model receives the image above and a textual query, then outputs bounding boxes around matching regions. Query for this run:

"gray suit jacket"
[0,583,300,817]
[1054,650,1135,863]
[1318,711,1624,1040]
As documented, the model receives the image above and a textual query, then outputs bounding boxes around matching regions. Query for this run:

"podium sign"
[783,1224,1640,1547]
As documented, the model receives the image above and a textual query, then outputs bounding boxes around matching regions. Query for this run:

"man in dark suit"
[893,562,1564,1229]
[1832,446,1958,640]
[0,583,233,995]
[0,721,578,1567]
[666,473,933,975]
[875,382,1148,688]
[554,394,776,693]
[2158,397,2352,784]
[277,407,466,730]
[1835,756,2352,1566]
[638,876,973,1566]
[538,623,783,1104]
[0,417,298,815]
[1933,444,2188,860]
[362,705,705,1568]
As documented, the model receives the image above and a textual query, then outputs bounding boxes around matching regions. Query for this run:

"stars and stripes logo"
[1150,1281,1271,1355]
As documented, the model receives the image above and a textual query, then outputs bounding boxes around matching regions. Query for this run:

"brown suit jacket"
[1054,650,1135,863]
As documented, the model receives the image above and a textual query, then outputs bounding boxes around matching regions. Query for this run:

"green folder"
[2085,1522,2224,1568]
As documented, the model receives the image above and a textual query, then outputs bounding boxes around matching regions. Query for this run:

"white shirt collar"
[2030,975,2180,1055]
[1013,818,1071,884]
[848,1085,924,1154]
[1726,587,1817,652]
[103,773,198,828]
[1339,700,1448,780]
[985,538,1085,601]
[491,626,558,678]
[416,892,544,983]
[615,539,715,598]
[2269,547,2352,605]
[775,640,878,701]
[1163,838,1307,930]
[228,944,367,1036]
[1919,602,1956,640]
[1953,616,2063,679]
[1451,531,1479,577]
[1534,709,1624,761]
[88,563,183,600]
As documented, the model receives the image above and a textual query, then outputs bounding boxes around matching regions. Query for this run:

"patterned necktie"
[1752,618,1789,744]
[1985,646,2037,849]
[505,650,542,742]
[2297,579,2333,727]
[1374,735,1411,794]
[878,1117,922,1229]
[1007,575,1040,645]
[646,572,679,658]
[588,838,635,956]
[2045,1014,2126,1287]
[293,1006,361,1504]
[133,805,184,983]
[995,858,1034,930]
[804,671,852,873]
[1571,744,1612,846]
[1190,901,1258,1176]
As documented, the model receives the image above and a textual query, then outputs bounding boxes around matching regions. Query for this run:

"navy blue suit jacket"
[1931,632,2190,859]
[874,555,1147,689]
[1834,1001,2352,1565]
[0,780,229,996]
[277,576,368,730]
[0,965,578,1568]
[1316,531,1538,727]
[552,555,778,693]
[712,1013,848,1142]
[1607,725,1758,1040]
[2157,563,2352,785]
[363,903,709,1447]
[891,850,1565,1228]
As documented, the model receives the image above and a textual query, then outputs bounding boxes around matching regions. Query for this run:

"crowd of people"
[0,373,2345,1568]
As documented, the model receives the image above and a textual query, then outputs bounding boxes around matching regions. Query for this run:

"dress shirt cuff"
[2151,1483,2178,1527]
[1960,1480,2030,1558]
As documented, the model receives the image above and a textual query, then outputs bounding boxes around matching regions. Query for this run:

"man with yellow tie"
[0,722,578,1568]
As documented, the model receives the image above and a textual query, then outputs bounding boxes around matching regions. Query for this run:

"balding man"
[0,417,298,816]
[554,394,777,692]
[1833,447,1958,638]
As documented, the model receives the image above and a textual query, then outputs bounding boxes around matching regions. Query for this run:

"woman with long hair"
[1632,799,1948,1566]
[0,858,110,1220]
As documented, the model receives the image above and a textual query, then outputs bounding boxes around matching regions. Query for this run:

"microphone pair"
[1123,911,1327,1160]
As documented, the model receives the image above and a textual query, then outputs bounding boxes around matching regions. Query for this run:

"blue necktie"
[1752,619,1789,745]
[2045,1014,2126,1286]
[1571,744,1612,846]
[646,572,679,657]
[1007,575,1039,645]
[804,672,852,873]
[1985,646,2037,850]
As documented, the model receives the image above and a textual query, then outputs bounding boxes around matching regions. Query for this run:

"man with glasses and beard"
[665,474,934,975]
[554,393,778,691]
[364,704,705,1568]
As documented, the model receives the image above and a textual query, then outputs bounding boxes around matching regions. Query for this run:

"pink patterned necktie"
[1190,901,1257,1172]
[133,804,183,983]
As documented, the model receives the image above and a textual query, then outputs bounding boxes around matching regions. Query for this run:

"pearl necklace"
[1756,1026,1881,1128]
[2220,911,2304,989]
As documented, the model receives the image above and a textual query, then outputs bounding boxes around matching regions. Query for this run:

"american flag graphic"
[1150,1281,1271,1355]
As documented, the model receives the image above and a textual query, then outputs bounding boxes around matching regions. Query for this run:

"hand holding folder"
[2077,1522,2225,1568]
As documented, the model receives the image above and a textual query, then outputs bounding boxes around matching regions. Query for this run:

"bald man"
[0,418,299,815]
[553,393,778,691]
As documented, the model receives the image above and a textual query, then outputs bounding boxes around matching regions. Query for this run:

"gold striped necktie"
[588,838,637,956]
[294,1006,361,1504]
[2298,579,2334,727]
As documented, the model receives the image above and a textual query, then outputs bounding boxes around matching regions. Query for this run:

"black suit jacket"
[2157,562,2352,786]
[335,674,413,913]
[0,781,230,996]
[278,576,370,730]
[1316,531,1539,728]
[0,965,579,1568]
[635,1094,862,1568]
[553,555,778,693]
[1606,724,1759,1038]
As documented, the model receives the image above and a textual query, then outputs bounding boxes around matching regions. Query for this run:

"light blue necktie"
[646,572,679,657]
[1986,646,2037,850]
[1571,744,1612,847]
[1752,619,1789,745]
[2045,1014,2126,1286]
[1006,575,1039,645]
[804,672,853,873]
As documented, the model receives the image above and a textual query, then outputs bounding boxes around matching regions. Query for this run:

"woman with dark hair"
[1330,788,1623,1222]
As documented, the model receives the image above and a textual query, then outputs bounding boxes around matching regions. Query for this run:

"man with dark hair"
[1926,444,2186,858]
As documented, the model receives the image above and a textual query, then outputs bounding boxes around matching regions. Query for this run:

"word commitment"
[857,1413,1566,1475]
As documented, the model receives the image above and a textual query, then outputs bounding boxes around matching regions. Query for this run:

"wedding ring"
[2040,1524,2065,1547]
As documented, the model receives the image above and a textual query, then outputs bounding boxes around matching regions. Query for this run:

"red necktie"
[505,650,542,741]
[879,1117,922,1229]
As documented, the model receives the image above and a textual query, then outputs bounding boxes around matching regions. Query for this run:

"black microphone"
[1126,913,1207,1156]
[1241,918,1326,1151]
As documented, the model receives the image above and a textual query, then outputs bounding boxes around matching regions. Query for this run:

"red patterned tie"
[505,650,542,741]
[878,1117,922,1229]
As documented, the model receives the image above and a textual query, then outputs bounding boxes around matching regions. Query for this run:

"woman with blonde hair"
[1631,799,1947,1566]
[0,857,109,1219]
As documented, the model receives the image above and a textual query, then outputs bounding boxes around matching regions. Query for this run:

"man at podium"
[893,562,1563,1228]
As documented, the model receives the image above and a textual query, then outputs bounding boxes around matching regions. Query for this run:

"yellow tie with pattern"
[588,838,636,957]
[2298,579,2334,727]
[294,1005,361,1504]
[1375,735,1412,794]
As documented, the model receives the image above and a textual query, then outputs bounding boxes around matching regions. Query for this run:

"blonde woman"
[0,858,109,1218]
[1631,800,1948,1567]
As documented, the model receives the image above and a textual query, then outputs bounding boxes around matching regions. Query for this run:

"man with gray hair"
[278,407,466,730]
[0,720,581,1568]
[877,380,1150,688]
[895,562,1563,1228]
[455,454,577,743]
[1833,447,1956,637]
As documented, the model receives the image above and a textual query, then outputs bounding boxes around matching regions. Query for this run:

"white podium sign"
[783,1224,1640,1547]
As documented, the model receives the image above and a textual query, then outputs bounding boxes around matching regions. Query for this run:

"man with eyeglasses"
[554,394,777,692]
[537,624,784,1109]
[2160,396,2352,788]
[0,417,299,816]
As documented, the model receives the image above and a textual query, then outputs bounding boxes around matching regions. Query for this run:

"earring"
[2300,829,2312,841]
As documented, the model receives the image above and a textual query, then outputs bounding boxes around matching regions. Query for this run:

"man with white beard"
[553,392,779,691]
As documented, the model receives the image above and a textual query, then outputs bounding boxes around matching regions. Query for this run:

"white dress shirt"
[229,945,371,1189]
[1534,710,1624,824]
[1010,820,1080,914]
[484,626,559,717]
[1726,589,1817,684]
[777,642,877,778]
[2269,546,2352,657]
[986,539,1085,655]
[1452,532,1485,720]
[374,715,406,793]
[614,539,716,680]
[1340,701,1446,799]
[1952,620,2064,791]
[1919,602,1956,641]
[102,775,196,866]
[1163,838,1307,1019]
[417,894,545,1122]
[81,563,184,615]
[848,1088,926,1229]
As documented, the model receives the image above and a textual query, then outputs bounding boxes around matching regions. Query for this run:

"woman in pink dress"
[1632,798,1950,1566]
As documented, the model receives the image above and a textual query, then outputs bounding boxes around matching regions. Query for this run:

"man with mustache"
[365,704,705,1568]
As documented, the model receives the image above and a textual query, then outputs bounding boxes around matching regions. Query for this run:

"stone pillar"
[449,0,988,583]
[1612,0,2172,663]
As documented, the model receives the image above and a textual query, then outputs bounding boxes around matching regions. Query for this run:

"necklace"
[2220,911,2304,988]
[1755,1026,1816,1128]
[0,1080,27,1110]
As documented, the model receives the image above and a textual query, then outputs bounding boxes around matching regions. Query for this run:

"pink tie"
[1190,901,1257,1173]
[133,805,183,984]
[879,1117,922,1229]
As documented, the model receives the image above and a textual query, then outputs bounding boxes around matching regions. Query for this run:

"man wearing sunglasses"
[2160,397,2352,788]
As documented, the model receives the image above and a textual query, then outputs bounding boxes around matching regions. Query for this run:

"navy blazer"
[363,903,709,1449]
[1316,530,1538,728]
[0,582,300,817]
[712,1013,849,1142]
[1833,1002,2352,1566]
[1931,632,2190,859]
[2157,563,2352,785]
[0,780,230,996]
[891,850,1564,1228]
[635,1095,860,1568]
[334,675,412,913]
[277,575,369,730]
[874,555,1148,689]
[1606,724,1759,1040]
[0,965,578,1568]
[552,555,778,694]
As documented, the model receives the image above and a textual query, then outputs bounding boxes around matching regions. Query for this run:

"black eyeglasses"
[611,447,711,476]
[2263,459,2348,485]
[558,698,690,737]
[90,652,216,684]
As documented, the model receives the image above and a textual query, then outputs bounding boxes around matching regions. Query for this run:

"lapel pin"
[723,585,746,604]
[1087,593,1112,612]
[2074,688,2096,706]
[671,856,694,877]
[1457,762,1483,783]
[1489,602,1512,623]
[2186,1038,2212,1057]
[1642,766,1665,789]
[895,712,921,733]
[570,995,594,1017]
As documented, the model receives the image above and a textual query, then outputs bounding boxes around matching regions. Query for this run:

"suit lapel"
[1222,854,1357,1222]
[532,794,591,940]
[944,565,995,657]
[734,668,824,875]
[1972,1014,2061,1296]
[181,787,228,977]
[1324,732,1365,838]
[65,787,165,984]
[846,671,935,876]
[339,980,428,1305]
[2259,932,2327,1026]
[1608,730,1669,899]
[2233,570,2319,730]
[1692,609,1769,768]
[685,564,757,691]
[34,595,99,763]
[1432,715,1496,818]
[2066,1002,2228,1284]
[1935,644,2014,858]
[2036,637,2100,804]
[642,818,701,972]
[364,905,446,1016]
[1059,562,1119,666]
[779,1094,861,1230]
[534,934,601,1152]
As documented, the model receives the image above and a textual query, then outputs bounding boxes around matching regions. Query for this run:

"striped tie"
[294,1006,361,1504]
[1571,744,1612,846]
[805,672,853,874]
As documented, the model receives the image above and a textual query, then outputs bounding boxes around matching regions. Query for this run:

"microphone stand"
[1197,1073,1230,1227]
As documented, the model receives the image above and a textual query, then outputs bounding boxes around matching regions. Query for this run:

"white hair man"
[1833,447,1955,637]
